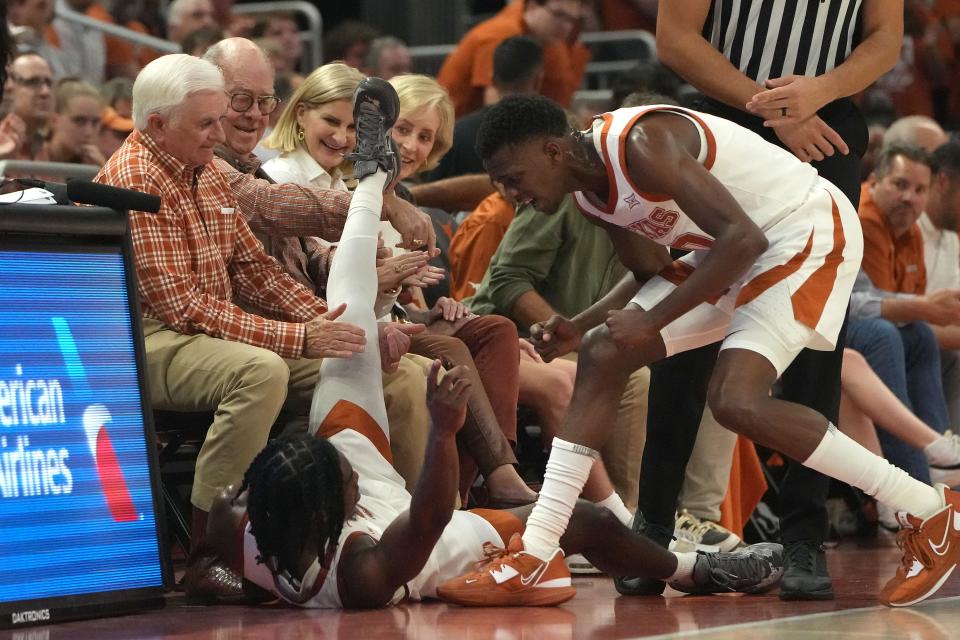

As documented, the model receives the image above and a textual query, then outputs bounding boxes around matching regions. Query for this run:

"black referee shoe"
[614,511,674,596]
[778,540,835,600]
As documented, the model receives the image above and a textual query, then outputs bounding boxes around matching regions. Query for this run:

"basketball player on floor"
[186,80,785,608]
[436,95,960,609]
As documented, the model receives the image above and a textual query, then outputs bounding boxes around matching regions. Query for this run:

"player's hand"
[377,321,425,372]
[377,251,429,292]
[518,338,543,363]
[382,192,437,254]
[605,307,660,351]
[303,303,366,358]
[745,75,834,126]
[530,315,581,362]
[773,116,849,163]
[922,289,960,326]
[427,359,471,436]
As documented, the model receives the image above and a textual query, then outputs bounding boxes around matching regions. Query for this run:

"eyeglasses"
[228,92,281,115]
[12,74,53,89]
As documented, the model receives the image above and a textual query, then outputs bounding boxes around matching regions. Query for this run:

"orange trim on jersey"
[617,107,719,205]
[657,260,727,305]
[318,399,393,464]
[736,229,815,308]
[790,194,846,330]
[672,232,714,251]
[469,508,526,546]
[594,113,620,214]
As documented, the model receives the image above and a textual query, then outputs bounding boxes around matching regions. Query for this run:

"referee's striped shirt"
[703,0,864,84]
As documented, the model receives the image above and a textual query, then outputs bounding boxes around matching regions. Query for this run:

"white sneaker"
[674,509,742,552]
[565,553,602,575]
[928,430,960,488]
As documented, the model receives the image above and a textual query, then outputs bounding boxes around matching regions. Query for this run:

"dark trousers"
[637,96,867,544]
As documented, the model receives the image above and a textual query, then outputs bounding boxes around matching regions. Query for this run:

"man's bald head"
[203,38,276,157]
[883,115,948,153]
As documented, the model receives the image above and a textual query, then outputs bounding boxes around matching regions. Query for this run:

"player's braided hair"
[476,94,571,161]
[238,434,345,574]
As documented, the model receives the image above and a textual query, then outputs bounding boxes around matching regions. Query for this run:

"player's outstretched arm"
[338,361,471,608]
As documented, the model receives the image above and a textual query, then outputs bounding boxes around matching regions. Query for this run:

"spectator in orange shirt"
[846,143,953,490]
[431,35,544,182]
[437,0,591,118]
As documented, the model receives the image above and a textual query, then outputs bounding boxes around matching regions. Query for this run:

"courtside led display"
[0,247,164,607]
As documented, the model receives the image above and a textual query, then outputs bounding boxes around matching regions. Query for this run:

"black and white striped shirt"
[703,0,864,84]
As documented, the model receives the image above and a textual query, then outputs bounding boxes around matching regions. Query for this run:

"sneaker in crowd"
[673,509,742,553]
[437,533,576,607]
[880,484,960,607]
[565,553,602,575]
[779,539,835,601]
[614,511,674,596]
[927,430,960,488]
[668,542,784,595]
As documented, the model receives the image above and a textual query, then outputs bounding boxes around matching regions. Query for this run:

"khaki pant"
[678,407,737,522]
[143,319,429,509]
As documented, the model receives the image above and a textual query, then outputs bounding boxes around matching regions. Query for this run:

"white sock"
[521,438,598,561]
[924,434,959,466]
[667,551,698,586]
[804,424,943,518]
[596,492,633,526]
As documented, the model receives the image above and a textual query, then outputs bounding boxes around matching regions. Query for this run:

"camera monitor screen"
[0,209,168,629]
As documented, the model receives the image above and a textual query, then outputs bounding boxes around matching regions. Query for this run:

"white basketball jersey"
[243,429,503,608]
[572,105,821,251]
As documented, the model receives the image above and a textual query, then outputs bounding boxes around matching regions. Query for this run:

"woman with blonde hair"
[262,62,364,190]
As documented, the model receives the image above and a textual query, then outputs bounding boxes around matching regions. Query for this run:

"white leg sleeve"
[309,170,390,437]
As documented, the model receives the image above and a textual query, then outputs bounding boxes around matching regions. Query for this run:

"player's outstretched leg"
[437,501,783,606]
[309,78,398,433]
[708,348,960,608]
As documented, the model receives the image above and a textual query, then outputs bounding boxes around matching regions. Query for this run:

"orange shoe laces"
[897,527,935,574]
[473,541,510,572]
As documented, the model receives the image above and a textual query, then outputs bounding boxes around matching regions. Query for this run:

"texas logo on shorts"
[52,317,137,523]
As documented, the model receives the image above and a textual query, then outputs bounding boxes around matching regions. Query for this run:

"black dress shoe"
[778,539,835,600]
[615,511,674,596]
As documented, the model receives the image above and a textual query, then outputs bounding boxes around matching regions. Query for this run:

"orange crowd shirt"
[448,192,517,300]
[437,0,591,117]
[858,183,927,295]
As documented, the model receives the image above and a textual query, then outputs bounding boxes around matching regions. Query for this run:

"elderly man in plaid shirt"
[96,53,423,550]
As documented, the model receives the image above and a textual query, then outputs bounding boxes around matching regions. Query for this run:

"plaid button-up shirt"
[95,129,327,358]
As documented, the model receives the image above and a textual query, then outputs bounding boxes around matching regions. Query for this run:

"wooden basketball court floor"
[5,541,959,640]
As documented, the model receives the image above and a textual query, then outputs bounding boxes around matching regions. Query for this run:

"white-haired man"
[95,54,422,577]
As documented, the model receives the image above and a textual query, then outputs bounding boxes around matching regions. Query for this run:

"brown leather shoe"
[183,553,247,605]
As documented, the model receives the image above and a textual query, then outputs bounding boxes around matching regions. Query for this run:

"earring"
[297,128,305,142]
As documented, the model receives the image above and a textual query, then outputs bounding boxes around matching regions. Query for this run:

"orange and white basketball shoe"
[437,533,576,607]
[880,485,960,607]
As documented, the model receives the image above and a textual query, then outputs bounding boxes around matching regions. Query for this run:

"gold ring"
[412,238,424,246]
[394,264,404,273]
